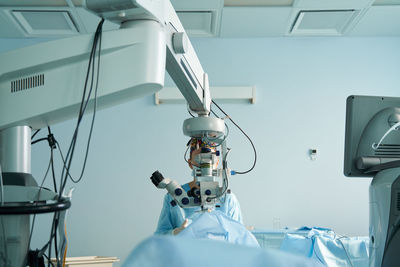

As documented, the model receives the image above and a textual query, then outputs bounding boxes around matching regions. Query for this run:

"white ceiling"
[218,6,400,37]
[177,0,400,37]
[0,0,399,38]
[224,0,294,6]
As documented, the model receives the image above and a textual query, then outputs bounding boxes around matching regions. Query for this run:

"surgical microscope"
[0,0,224,266]
[151,115,231,211]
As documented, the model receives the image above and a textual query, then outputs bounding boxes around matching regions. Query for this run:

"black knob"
[175,188,183,196]
[205,189,211,196]
[170,200,177,207]
[181,197,189,205]
[189,187,200,197]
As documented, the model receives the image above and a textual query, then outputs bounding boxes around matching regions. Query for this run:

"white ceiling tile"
[373,0,400,5]
[220,7,292,37]
[350,6,400,35]
[224,0,293,6]
[294,0,373,9]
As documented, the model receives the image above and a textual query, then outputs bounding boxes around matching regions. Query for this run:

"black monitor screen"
[344,95,400,177]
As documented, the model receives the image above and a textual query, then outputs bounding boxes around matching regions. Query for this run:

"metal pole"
[0,126,32,267]
[0,126,31,174]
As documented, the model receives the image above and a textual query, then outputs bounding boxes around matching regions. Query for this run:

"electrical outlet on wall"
[309,148,317,160]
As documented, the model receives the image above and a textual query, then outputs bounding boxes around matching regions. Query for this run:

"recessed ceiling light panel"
[12,10,78,35]
[290,10,358,35]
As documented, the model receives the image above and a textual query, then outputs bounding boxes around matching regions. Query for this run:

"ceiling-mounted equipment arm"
[163,2,211,116]
[85,0,211,116]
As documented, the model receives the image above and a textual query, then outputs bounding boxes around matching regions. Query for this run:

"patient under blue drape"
[178,210,259,247]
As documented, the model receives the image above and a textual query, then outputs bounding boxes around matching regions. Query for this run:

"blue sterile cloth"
[122,235,324,267]
[155,183,243,235]
[179,210,259,247]
[280,227,369,267]
[252,228,311,249]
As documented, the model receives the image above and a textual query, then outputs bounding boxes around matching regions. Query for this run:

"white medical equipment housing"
[344,95,400,267]
[183,117,225,138]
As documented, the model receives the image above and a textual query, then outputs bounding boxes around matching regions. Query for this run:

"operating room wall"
[1,36,400,264]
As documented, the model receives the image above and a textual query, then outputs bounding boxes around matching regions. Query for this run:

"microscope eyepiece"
[150,170,164,187]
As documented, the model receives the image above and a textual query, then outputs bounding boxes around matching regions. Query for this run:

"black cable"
[206,108,227,147]
[55,141,76,182]
[211,100,257,174]
[27,154,51,263]
[187,106,195,118]
[47,219,54,267]
[53,213,59,266]
[183,145,190,164]
[43,253,55,267]
[27,138,53,249]
[50,148,57,194]
[59,25,99,186]
[32,129,41,139]
[66,20,102,185]
[80,19,103,118]
[69,18,103,184]
[47,212,59,267]
[210,109,219,118]
[28,214,36,255]
[32,138,48,145]
[47,127,57,193]
[59,18,104,195]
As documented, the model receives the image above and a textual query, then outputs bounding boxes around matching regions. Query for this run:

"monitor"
[344,95,400,177]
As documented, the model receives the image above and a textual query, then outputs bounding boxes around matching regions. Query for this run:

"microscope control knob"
[175,188,183,196]
[205,190,212,196]
[170,200,177,207]
[172,32,188,54]
[181,197,189,205]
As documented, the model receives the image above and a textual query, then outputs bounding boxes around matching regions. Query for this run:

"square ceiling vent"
[12,10,78,35]
[176,11,214,36]
[172,0,223,37]
[290,10,357,35]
